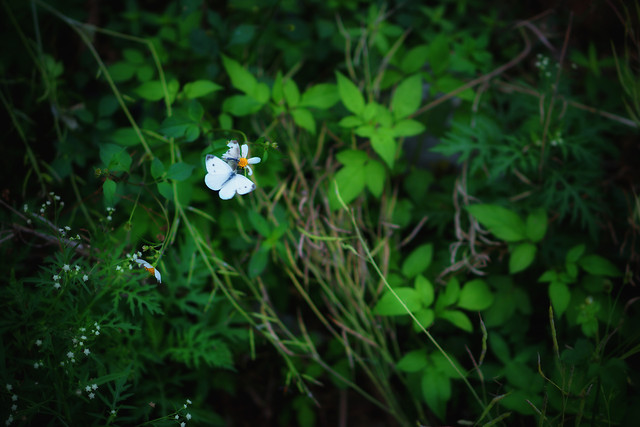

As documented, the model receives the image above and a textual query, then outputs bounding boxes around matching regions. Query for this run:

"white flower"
[6,414,13,425]
[10,404,16,411]
[85,385,91,392]
[134,259,162,283]
[62,264,70,271]
[53,282,61,290]
[222,141,261,176]
[23,204,28,212]
[115,265,122,271]
[75,265,80,272]
[84,348,90,356]
[11,395,17,402]
[65,226,71,231]
[92,384,98,390]
[67,352,74,359]
[53,275,59,281]
[82,274,89,281]
[186,399,192,405]
[35,339,42,346]
[88,392,95,399]
[180,423,185,427]
[186,413,191,420]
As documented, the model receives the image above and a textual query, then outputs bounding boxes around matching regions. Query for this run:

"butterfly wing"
[204,155,234,191]
[222,141,241,168]
[218,174,256,200]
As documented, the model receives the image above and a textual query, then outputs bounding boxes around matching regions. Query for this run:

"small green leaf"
[151,158,165,179]
[109,128,140,146]
[134,80,165,101]
[549,281,571,317]
[566,244,586,263]
[392,119,425,137]
[158,114,200,142]
[370,132,396,169]
[373,287,422,316]
[299,83,339,109]
[221,55,257,95]
[412,308,435,331]
[509,243,537,274]
[336,72,365,115]
[364,160,385,198]
[252,82,270,104]
[538,270,558,283]
[338,115,363,128]
[103,179,116,206]
[402,244,434,278]
[336,150,368,166]
[415,275,435,307]
[421,370,450,420]
[439,309,473,332]
[436,277,460,309]
[457,279,494,311]
[525,208,547,242]
[396,350,428,373]
[391,74,422,120]
[466,204,527,242]
[290,108,316,134]
[157,181,173,201]
[330,165,366,208]
[271,72,283,103]
[222,95,263,116]
[578,255,622,277]
[183,80,222,99]
[283,79,300,107]
[166,162,195,181]
[400,45,429,74]
[100,144,131,172]
[108,62,136,82]
[428,35,451,75]
[248,210,272,238]
[248,248,268,279]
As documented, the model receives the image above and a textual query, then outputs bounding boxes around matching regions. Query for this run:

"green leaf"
[421,370,450,420]
[290,108,316,134]
[549,281,571,317]
[458,279,494,311]
[183,80,222,99]
[392,119,425,137]
[252,82,270,104]
[400,44,429,74]
[566,244,586,263]
[412,308,435,331]
[299,83,339,109]
[373,287,422,316]
[509,243,537,274]
[158,114,200,142]
[466,204,527,242]
[525,208,548,242]
[283,79,300,107]
[336,72,365,115]
[370,132,397,169]
[109,127,140,146]
[248,248,268,279]
[336,150,368,166]
[428,35,451,75]
[401,244,434,278]
[134,80,165,101]
[396,350,428,373]
[436,277,460,309]
[221,55,257,95]
[108,62,136,82]
[330,165,366,208]
[364,160,385,198]
[391,74,422,120]
[415,275,435,307]
[439,309,473,332]
[222,95,263,116]
[271,72,283,104]
[157,181,173,201]
[151,158,165,179]
[578,255,622,277]
[166,162,195,181]
[100,144,131,172]
[248,210,272,238]
[338,115,363,128]
[103,179,116,206]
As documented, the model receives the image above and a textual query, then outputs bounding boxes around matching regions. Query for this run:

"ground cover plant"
[1,0,639,425]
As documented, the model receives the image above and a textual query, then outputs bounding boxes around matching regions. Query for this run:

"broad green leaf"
[248,210,272,238]
[364,160,385,198]
[336,150,368,166]
[109,128,140,146]
[122,48,144,63]
[248,248,268,279]
[373,287,422,316]
[290,108,316,134]
[271,72,283,103]
[166,162,195,181]
[100,144,131,172]
[108,62,136,82]
[578,255,622,277]
[412,308,435,331]
[428,35,451,75]
[421,370,450,420]
[458,279,494,311]
[436,277,460,309]
[252,82,270,104]
[509,243,537,274]
[329,165,366,209]
[415,275,435,307]
[396,350,428,373]
[299,83,340,109]
[400,44,429,74]
[466,204,527,242]
[338,115,363,128]
[103,179,116,207]
[158,114,200,142]
[402,244,434,278]
[157,181,173,201]
[538,270,557,283]
[370,133,397,169]
[283,79,300,107]
[549,281,570,317]
[218,113,233,130]
[392,119,425,137]
[222,95,263,116]
[489,333,511,363]
[525,208,548,242]
[439,309,473,332]
[391,74,422,120]
[150,158,165,179]
[221,55,257,95]
[135,80,165,101]
[566,244,586,263]
[336,72,365,115]
[183,80,222,99]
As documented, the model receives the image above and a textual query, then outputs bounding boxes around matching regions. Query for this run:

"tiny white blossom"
[88,392,95,399]
[46,200,51,206]
[111,410,116,415]
[84,348,90,356]
[75,265,80,271]
[92,384,98,390]
[180,423,185,427]
[11,395,17,402]
[55,195,61,201]
[53,282,61,290]
[81,335,87,340]
[186,413,191,420]
[23,204,28,212]
[34,362,39,369]
[60,201,65,207]
[134,259,162,283]
[10,404,16,411]
[6,384,12,391]
[85,385,91,392]
[115,265,122,271]
[186,398,192,405]
[82,274,89,281]
[67,351,74,359]
[62,264,70,271]
[35,339,42,346]
[53,275,59,281]
[65,226,71,231]
[175,415,179,420]
[6,414,13,425]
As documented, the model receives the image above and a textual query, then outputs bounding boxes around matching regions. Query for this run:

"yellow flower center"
[144,267,155,276]
[238,157,248,168]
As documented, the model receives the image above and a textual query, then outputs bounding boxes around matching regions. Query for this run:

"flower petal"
[241,144,249,158]
[247,157,261,164]
[245,165,253,176]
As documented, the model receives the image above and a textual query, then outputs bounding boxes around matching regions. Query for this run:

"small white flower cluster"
[5,384,18,425]
[62,323,100,365]
[83,383,98,400]
[52,263,90,290]
[39,192,64,215]
[534,53,552,77]
[174,398,193,427]
[106,206,115,222]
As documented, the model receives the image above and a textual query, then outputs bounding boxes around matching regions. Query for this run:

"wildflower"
[75,265,80,272]
[67,352,74,359]
[23,204,28,212]
[10,404,16,411]
[92,384,97,390]
[63,264,70,271]
[222,141,261,176]
[115,265,122,272]
[85,385,91,392]
[11,395,17,402]
[186,413,192,420]
[6,414,13,425]
[82,274,89,282]
[5,384,12,392]
[53,282,61,290]
[180,423,185,427]
[35,339,42,346]
[65,225,71,231]
[135,259,162,283]
[84,348,90,356]
[53,275,60,281]
[186,399,192,405]
[88,392,95,399]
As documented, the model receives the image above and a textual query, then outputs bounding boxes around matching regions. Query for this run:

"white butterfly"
[222,140,261,176]
[204,155,256,200]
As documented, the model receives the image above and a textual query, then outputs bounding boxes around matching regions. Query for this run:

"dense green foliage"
[2,0,639,425]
